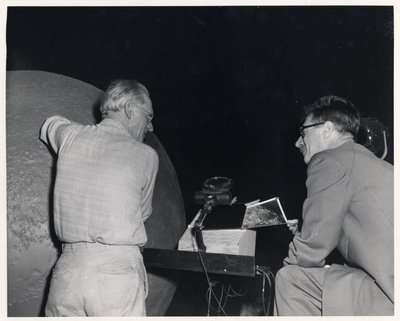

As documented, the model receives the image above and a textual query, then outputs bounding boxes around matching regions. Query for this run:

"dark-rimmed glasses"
[299,122,325,138]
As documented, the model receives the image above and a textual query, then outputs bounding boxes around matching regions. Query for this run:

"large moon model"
[6,70,186,316]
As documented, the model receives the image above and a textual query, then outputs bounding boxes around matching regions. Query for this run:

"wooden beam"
[143,248,256,277]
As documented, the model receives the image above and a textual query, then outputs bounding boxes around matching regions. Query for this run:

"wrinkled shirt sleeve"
[39,115,72,153]
[140,150,159,223]
[284,152,350,267]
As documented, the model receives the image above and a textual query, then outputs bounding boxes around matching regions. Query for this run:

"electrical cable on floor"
[219,283,228,311]
[256,266,275,316]
[216,282,247,315]
[206,281,220,315]
[206,281,212,316]
[265,271,273,315]
[226,283,248,297]
[208,281,227,315]
[262,268,267,315]
[197,252,277,316]
[197,249,228,316]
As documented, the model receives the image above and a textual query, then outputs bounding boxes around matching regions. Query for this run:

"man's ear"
[124,103,133,120]
[324,121,335,138]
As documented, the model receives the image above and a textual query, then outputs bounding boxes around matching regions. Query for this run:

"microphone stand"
[192,195,215,252]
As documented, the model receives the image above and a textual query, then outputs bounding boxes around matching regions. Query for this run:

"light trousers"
[274,264,393,316]
[45,242,147,316]
[274,265,327,316]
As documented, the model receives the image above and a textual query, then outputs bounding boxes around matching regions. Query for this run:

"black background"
[6,6,394,316]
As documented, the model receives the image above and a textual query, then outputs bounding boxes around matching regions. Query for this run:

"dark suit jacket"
[284,141,393,315]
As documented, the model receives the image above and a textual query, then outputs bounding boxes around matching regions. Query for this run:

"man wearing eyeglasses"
[274,95,393,316]
[40,79,159,316]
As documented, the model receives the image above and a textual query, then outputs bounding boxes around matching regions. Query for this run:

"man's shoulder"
[323,141,382,162]
[126,139,158,159]
[308,142,356,173]
[314,141,366,162]
[311,141,390,175]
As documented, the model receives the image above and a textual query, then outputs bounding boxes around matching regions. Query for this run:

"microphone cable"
[197,249,228,316]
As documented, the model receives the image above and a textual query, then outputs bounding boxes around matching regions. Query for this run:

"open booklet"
[203,196,287,230]
[241,197,287,228]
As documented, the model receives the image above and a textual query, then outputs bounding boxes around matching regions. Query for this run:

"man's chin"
[298,150,309,164]
[140,133,148,142]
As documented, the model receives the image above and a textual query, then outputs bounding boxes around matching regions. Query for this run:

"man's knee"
[275,265,301,288]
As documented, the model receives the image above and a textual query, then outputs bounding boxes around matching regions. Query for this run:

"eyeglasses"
[299,122,325,138]
[133,104,153,123]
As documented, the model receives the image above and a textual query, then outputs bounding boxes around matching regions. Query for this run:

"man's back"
[47,117,159,246]
[319,141,393,301]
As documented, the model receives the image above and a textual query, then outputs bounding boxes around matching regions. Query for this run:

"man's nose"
[147,121,154,132]
[295,136,303,148]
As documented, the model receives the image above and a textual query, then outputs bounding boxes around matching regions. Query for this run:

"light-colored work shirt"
[40,115,159,246]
